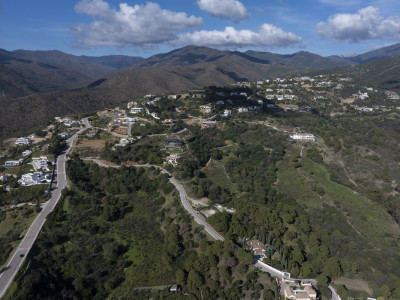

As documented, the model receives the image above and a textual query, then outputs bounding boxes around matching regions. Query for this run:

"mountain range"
[1,43,400,139]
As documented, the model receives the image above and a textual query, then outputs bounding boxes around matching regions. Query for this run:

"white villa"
[22,150,33,157]
[19,172,51,186]
[284,286,317,300]
[33,159,49,172]
[289,133,315,141]
[15,137,32,145]
[222,109,232,117]
[4,159,24,167]
[130,107,145,114]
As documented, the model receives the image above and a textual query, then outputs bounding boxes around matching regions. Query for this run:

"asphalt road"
[85,159,224,241]
[0,119,90,299]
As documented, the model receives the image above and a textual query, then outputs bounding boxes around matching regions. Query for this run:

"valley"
[1,62,400,299]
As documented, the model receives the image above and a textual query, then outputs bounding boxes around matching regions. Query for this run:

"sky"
[1,0,400,58]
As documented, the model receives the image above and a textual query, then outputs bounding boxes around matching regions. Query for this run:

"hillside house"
[166,153,182,166]
[162,119,174,125]
[65,120,79,127]
[130,107,145,114]
[59,132,69,139]
[19,172,51,186]
[15,137,32,145]
[168,95,178,100]
[357,107,373,112]
[284,286,317,300]
[4,159,23,167]
[192,93,206,98]
[33,159,49,172]
[200,105,212,114]
[222,109,231,117]
[164,139,183,148]
[289,133,315,141]
[247,240,266,258]
[115,138,134,147]
[151,112,160,119]
[202,121,216,128]
[22,150,33,157]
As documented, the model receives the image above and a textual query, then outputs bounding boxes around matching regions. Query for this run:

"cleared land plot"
[334,277,372,295]
[202,159,237,194]
[73,139,105,150]
[276,153,400,249]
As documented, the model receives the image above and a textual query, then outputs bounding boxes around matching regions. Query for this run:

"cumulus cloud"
[72,0,203,47]
[197,0,250,23]
[172,24,302,49]
[317,6,400,42]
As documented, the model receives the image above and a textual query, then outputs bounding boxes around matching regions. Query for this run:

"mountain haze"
[0,49,144,97]
[343,43,400,64]
[2,44,400,139]
[244,50,352,69]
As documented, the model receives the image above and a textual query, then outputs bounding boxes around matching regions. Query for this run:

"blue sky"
[1,0,400,57]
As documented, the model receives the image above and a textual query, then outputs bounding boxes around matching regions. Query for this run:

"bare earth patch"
[341,97,356,104]
[73,139,105,150]
[334,277,372,295]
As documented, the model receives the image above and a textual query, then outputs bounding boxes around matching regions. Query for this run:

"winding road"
[84,159,339,299]
[0,118,91,298]
[84,158,224,241]
[0,117,338,299]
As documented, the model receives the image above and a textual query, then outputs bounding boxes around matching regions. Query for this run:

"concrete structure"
[130,107,145,114]
[284,285,317,300]
[19,172,51,186]
[115,138,134,147]
[4,159,23,167]
[166,153,182,166]
[200,105,212,114]
[289,133,315,141]
[222,109,231,117]
[32,159,49,172]
[15,137,32,145]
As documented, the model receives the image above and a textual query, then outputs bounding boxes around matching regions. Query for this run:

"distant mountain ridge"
[0,49,144,97]
[244,50,352,69]
[338,43,400,64]
[2,43,400,139]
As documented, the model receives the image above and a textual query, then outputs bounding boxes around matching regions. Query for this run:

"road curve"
[84,159,224,241]
[83,158,339,299]
[0,119,90,299]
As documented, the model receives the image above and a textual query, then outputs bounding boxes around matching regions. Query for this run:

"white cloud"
[317,6,400,42]
[197,0,250,23]
[172,24,302,49]
[72,0,203,48]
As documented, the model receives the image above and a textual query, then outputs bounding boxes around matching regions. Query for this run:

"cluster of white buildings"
[238,106,261,113]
